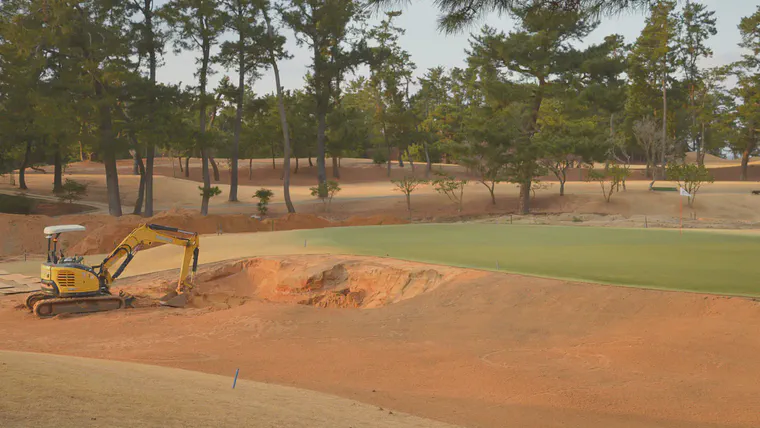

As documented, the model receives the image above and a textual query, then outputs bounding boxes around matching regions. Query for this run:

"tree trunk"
[140,0,158,217]
[519,182,530,215]
[200,149,211,215]
[661,70,668,180]
[332,156,340,179]
[398,154,404,168]
[131,150,139,175]
[249,159,253,180]
[19,140,31,190]
[79,141,85,161]
[199,41,212,216]
[740,150,750,181]
[98,99,122,217]
[308,155,313,167]
[229,40,244,202]
[145,143,155,216]
[295,156,299,174]
[178,156,184,172]
[405,192,411,219]
[209,156,220,181]
[559,180,565,196]
[53,147,63,193]
[423,141,431,178]
[265,11,295,213]
[484,182,495,205]
[406,148,414,174]
[184,157,190,178]
[386,142,392,177]
[133,149,146,215]
[740,124,755,181]
[698,122,706,166]
[316,111,327,185]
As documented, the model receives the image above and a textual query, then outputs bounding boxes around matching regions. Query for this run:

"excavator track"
[32,295,125,318]
[24,292,49,311]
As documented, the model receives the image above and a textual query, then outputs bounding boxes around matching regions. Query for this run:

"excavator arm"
[96,223,200,307]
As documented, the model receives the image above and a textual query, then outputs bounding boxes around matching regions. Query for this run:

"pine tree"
[626,0,679,177]
[218,0,268,202]
[128,0,169,217]
[367,11,416,178]
[163,0,225,216]
[468,5,599,213]
[676,0,716,160]
[281,0,367,189]
[733,6,760,180]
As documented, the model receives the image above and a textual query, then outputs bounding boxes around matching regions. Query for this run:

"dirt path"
[0,350,459,428]
[1,255,758,428]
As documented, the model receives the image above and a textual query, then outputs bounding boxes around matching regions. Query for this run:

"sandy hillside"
[0,350,458,428]
[1,254,759,428]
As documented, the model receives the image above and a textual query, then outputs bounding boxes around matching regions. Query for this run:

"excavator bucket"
[159,290,191,308]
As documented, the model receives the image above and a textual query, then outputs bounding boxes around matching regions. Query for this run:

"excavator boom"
[97,223,200,307]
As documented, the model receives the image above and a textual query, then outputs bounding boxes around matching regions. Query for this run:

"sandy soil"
[0,350,458,428]
[1,254,759,428]
[5,156,760,233]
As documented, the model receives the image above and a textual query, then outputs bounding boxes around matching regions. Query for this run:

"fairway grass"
[294,224,760,297]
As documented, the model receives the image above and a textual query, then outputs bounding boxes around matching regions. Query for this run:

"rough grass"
[296,224,760,296]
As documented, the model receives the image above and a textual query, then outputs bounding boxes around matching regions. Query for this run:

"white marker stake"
[679,187,691,235]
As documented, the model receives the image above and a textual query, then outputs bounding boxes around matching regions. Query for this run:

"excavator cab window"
[46,234,59,264]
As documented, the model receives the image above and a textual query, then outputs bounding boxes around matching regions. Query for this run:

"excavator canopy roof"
[44,225,86,235]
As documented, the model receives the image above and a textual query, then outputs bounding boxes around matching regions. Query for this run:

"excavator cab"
[44,225,86,265]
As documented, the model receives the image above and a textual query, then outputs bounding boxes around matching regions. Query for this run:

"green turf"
[294,224,760,296]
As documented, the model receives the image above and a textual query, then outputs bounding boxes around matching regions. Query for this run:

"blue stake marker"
[232,368,240,389]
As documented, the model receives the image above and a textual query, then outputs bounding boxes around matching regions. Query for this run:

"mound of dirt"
[684,151,733,164]
[263,213,333,231]
[340,214,409,226]
[173,256,447,310]
[68,209,269,255]
[0,210,410,257]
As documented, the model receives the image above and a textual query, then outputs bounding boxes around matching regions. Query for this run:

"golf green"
[294,224,760,296]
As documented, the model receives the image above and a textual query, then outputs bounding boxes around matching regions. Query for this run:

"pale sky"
[155,0,759,95]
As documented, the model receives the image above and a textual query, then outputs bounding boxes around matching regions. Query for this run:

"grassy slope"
[295,224,760,296]
[0,350,457,428]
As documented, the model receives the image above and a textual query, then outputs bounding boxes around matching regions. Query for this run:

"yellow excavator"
[24,223,200,318]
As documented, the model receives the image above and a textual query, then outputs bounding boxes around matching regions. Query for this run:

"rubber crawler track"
[32,296,125,318]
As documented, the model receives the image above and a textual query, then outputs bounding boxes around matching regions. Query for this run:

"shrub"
[0,194,37,214]
[372,150,387,166]
[666,163,713,206]
[310,180,341,212]
[57,179,89,204]
[588,165,629,203]
[391,176,428,218]
[199,185,222,199]
[432,171,467,212]
[253,188,274,216]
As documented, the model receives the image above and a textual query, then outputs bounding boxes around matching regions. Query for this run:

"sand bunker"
[164,256,448,310]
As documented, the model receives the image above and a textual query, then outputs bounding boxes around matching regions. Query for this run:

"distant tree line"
[0,0,758,216]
